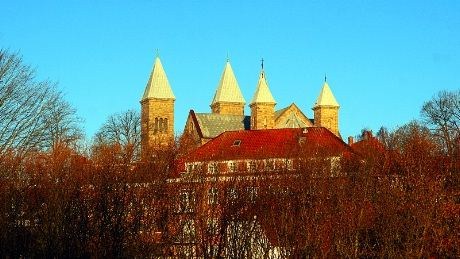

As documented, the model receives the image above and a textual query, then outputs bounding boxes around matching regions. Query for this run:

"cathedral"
[140,56,340,152]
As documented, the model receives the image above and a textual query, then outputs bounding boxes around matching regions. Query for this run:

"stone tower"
[312,80,340,137]
[250,68,276,130]
[140,56,175,153]
[210,60,246,115]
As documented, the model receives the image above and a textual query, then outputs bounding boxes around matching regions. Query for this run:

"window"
[161,118,166,132]
[232,140,241,146]
[208,163,217,174]
[164,118,168,131]
[154,118,159,133]
[208,187,218,205]
[248,161,256,172]
[177,190,194,213]
[330,157,341,177]
[227,187,238,201]
[182,219,196,241]
[247,187,258,202]
[286,159,293,170]
[299,136,306,144]
[265,160,274,171]
[187,164,193,173]
[228,161,236,173]
[207,218,219,236]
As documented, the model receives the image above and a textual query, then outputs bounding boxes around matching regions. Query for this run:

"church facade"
[140,56,341,152]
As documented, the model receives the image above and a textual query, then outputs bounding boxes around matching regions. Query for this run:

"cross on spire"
[261,58,264,70]
[324,73,327,82]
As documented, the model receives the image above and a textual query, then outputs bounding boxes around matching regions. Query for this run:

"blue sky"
[1,0,459,140]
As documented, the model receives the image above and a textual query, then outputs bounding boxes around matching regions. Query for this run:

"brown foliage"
[0,126,458,257]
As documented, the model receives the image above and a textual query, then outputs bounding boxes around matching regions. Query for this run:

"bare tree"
[421,90,460,156]
[43,93,83,151]
[0,49,83,158]
[93,109,141,162]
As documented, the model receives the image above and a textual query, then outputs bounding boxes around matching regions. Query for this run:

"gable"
[275,103,313,128]
[184,111,203,144]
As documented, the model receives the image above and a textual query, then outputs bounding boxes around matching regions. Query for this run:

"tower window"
[154,118,159,133]
[164,118,168,131]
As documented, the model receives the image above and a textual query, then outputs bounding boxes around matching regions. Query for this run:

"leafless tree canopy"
[421,90,460,156]
[0,49,82,158]
[93,109,141,161]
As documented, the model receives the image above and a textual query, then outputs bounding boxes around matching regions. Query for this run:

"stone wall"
[250,103,275,130]
[210,102,245,116]
[313,106,339,137]
[141,98,175,152]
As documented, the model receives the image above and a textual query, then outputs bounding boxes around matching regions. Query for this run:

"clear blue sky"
[1,0,459,140]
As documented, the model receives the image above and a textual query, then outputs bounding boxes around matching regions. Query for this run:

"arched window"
[159,118,163,132]
[154,118,159,133]
[164,118,168,131]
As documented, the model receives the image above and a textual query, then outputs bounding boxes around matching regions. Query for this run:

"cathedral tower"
[250,66,276,130]
[312,79,340,137]
[140,56,175,152]
[210,60,245,115]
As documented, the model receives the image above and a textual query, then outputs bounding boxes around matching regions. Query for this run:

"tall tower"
[140,56,175,153]
[210,60,245,115]
[250,66,276,130]
[312,79,340,137]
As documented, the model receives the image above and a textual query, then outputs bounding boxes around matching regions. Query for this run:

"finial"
[261,58,264,70]
[156,48,160,58]
[226,52,230,62]
[324,73,327,82]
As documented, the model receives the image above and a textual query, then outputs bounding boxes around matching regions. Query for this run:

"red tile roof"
[183,127,353,162]
[351,136,386,155]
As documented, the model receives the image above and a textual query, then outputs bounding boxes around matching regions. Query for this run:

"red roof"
[351,136,386,155]
[183,127,353,162]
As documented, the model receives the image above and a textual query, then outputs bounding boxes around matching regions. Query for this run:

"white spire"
[142,56,175,101]
[250,69,276,104]
[314,81,339,108]
[211,60,245,105]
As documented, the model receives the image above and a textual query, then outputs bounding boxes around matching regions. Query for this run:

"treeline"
[0,48,459,257]
[0,122,458,258]
[0,145,175,257]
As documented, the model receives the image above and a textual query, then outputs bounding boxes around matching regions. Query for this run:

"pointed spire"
[250,67,276,104]
[211,60,245,105]
[142,56,175,101]
[314,80,339,108]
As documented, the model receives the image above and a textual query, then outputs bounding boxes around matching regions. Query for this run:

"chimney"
[348,136,354,145]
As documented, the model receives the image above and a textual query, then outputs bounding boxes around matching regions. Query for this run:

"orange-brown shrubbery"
[0,123,458,258]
